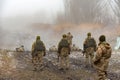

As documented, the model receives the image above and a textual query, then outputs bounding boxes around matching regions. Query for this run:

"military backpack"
[59,39,69,48]
[35,40,45,51]
[85,38,96,48]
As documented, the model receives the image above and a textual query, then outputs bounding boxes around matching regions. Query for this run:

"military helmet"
[36,36,40,40]
[99,35,106,42]
[87,32,91,36]
[62,34,67,38]
[68,32,71,34]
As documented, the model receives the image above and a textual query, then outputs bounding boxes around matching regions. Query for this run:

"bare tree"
[56,0,120,25]
[95,0,120,25]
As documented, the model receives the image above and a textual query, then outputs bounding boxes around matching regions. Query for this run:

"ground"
[0,50,120,80]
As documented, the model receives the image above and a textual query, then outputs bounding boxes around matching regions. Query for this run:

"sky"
[1,0,64,17]
[0,0,64,30]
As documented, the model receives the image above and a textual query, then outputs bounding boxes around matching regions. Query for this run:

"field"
[0,50,120,80]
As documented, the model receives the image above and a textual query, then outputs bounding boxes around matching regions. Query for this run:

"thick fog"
[0,0,120,50]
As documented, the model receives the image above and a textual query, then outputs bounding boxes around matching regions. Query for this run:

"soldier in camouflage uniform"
[83,32,96,67]
[93,35,112,80]
[16,45,25,52]
[31,36,46,71]
[67,32,73,48]
[58,34,71,70]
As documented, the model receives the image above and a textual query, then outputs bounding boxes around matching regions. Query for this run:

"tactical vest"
[34,40,45,51]
[59,39,69,48]
[84,37,96,51]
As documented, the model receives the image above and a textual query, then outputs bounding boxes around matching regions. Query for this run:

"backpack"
[85,38,96,48]
[59,39,69,48]
[34,40,45,51]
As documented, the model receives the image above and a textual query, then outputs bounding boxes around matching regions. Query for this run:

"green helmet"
[99,35,106,42]
[62,34,67,38]
[36,36,40,40]
[87,32,91,36]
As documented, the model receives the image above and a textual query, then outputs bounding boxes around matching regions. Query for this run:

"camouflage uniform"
[31,36,46,70]
[58,34,70,70]
[67,32,73,48]
[83,33,96,66]
[93,35,112,80]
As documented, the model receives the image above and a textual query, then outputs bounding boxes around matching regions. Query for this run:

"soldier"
[58,34,71,70]
[16,45,25,52]
[31,36,46,71]
[93,35,112,80]
[83,32,96,67]
[67,32,73,48]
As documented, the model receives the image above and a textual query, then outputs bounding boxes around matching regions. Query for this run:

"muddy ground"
[0,50,120,80]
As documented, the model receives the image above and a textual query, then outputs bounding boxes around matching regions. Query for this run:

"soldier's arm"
[83,39,87,51]
[94,38,97,51]
[42,41,46,51]
[31,42,35,58]
[58,40,61,53]
[93,47,102,62]
[105,43,111,49]
[71,35,73,38]
[41,41,46,56]
[31,42,35,52]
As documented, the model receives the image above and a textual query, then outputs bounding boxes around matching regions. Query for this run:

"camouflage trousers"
[85,47,94,66]
[60,56,69,70]
[32,51,44,70]
[94,59,109,80]
[59,48,70,69]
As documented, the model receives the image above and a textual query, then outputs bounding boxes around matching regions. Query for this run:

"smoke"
[0,22,120,50]
[0,0,120,50]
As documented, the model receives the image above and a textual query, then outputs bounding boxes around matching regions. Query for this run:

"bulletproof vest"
[35,40,45,51]
[59,39,69,48]
[85,38,96,48]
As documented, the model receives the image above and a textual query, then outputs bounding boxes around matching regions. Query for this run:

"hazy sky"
[1,0,64,17]
[0,0,65,31]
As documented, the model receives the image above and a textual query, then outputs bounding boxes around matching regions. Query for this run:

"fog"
[0,0,120,50]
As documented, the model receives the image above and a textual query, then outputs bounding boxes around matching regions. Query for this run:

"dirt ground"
[0,50,120,80]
